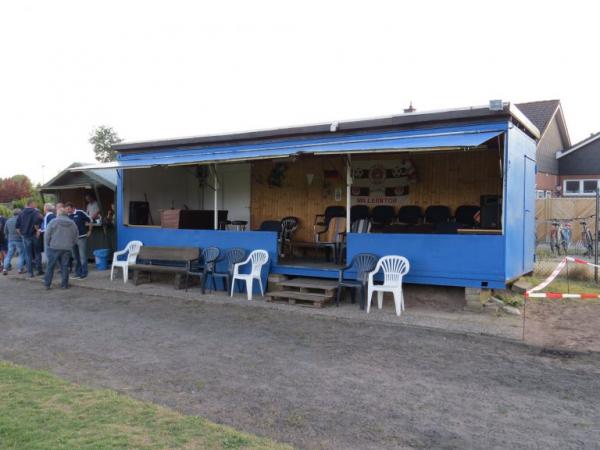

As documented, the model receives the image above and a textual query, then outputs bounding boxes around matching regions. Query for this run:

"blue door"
[523,156,536,272]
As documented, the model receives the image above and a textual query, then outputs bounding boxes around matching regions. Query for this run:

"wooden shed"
[41,162,118,257]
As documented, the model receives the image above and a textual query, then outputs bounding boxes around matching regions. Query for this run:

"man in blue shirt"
[3,209,25,275]
[0,213,7,271]
[15,199,43,277]
[65,202,92,279]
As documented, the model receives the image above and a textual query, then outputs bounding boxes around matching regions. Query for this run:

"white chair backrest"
[126,241,143,264]
[249,250,269,276]
[376,255,409,286]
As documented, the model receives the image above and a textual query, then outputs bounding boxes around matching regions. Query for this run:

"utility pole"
[595,188,599,282]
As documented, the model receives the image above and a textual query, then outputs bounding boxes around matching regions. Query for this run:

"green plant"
[0,204,11,218]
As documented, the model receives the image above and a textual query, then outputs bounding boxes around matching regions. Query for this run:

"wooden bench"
[130,246,200,289]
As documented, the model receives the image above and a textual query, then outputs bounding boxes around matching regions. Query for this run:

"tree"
[89,126,123,162]
[0,175,33,203]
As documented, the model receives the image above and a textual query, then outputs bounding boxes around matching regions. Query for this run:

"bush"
[0,204,11,218]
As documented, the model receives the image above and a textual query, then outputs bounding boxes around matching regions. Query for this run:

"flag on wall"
[351,159,417,206]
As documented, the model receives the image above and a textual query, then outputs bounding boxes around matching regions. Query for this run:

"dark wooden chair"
[280,216,299,256]
[371,205,396,226]
[398,205,422,225]
[350,205,370,222]
[314,205,346,241]
[336,253,378,309]
[454,205,480,228]
[316,216,346,263]
[424,205,451,224]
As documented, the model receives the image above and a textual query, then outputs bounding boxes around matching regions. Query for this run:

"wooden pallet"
[267,278,338,308]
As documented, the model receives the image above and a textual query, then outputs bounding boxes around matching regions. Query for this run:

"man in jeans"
[44,207,79,289]
[3,209,25,275]
[65,202,92,279]
[0,213,6,271]
[15,199,43,277]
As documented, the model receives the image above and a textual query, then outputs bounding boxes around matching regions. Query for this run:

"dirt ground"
[1,277,599,449]
[524,297,600,352]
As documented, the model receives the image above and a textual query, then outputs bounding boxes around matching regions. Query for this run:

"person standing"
[85,194,100,223]
[15,199,43,277]
[3,209,25,275]
[41,203,56,234]
[0,213,6,271]
[65,202,92,279]
[40,203,56,261]
[44,207,78,289]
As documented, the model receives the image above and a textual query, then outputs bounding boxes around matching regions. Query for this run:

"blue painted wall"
[117,226,278,294]
[504,126,537,281]
[347,233,506,288]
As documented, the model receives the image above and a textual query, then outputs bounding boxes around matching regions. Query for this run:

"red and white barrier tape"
[525,256,600,299]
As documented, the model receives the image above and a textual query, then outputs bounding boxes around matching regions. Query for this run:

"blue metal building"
[84,103,539,290]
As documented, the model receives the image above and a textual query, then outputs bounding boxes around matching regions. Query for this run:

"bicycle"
[549,220,571,256]
[580,219,594,257]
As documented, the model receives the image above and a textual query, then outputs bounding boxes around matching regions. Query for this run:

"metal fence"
[535,197,599,282]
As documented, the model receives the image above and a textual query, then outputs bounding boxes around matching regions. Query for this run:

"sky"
[0,0,598,184]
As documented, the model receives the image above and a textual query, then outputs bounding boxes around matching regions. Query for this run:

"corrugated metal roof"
[42,162,117,190]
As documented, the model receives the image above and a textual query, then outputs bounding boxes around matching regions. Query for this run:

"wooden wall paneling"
[251,149,502,242]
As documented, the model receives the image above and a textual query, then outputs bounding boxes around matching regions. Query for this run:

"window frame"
[563,179,600,196]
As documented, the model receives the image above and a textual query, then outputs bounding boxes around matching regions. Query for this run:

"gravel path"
[1,277,599,449]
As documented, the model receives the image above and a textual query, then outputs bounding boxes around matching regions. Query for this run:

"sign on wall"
[351,159,417,206]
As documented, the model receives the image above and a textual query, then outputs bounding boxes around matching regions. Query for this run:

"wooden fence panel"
[536,198,596,242]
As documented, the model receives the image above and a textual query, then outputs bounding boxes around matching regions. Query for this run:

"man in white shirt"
[85,194,100,222]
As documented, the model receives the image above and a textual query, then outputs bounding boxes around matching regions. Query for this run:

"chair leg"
[201,273,207,294]
[359,285,365,310]
[230,276,236,297]
[377,291,383,309]
[110,265,115,281]
[246,279,253,300]
[366,287,373,313]
[257,277,264,297]
[400,288,405,311]
[393,291,402,316]
[123,266,128,284]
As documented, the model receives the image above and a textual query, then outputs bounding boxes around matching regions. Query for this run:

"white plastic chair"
[110,241,143,283]
[230,250,269,300]
[367,255,410,316]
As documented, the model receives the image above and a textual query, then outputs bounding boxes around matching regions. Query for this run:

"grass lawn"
[0,362,291,450]
[523,275,600,294]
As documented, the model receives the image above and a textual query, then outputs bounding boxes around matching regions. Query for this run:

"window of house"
[564,180,581,194]
[563,179,600,196]
[536,190,546,199]
[583,180,598,194]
